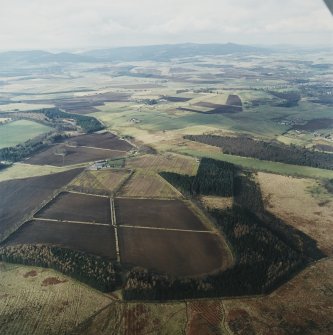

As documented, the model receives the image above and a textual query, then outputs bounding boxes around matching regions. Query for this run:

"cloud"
[0,0,332,50]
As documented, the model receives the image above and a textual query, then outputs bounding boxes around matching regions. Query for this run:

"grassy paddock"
[0,120,52,148]
[176,149,333,179]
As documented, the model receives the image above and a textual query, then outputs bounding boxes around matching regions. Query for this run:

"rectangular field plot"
[119,171,178,198]
[26,144,126,166]
[36,192,111,224]
[119,227,229,276]
[0,168,83,241]
[115,198,208,231]
[70,132,133,151]
[5,220,117,259]
[69,169,131,195]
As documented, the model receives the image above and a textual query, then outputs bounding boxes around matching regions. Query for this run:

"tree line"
[0,133,67,162]
[184,135,333,170]
[0,244,120,291]
[39,108,104,133]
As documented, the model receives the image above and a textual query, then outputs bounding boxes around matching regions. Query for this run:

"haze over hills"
[0,43,266,64]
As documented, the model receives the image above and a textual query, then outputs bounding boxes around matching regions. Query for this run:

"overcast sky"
[0,0,332,51]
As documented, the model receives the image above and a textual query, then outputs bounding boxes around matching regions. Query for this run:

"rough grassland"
[119,171,178,198]
[257,172,333,255]
[0,263,111,335]
[72,301,187,335]
[0,120,52,149]
[223,258,333,335]
[69,169,131,195]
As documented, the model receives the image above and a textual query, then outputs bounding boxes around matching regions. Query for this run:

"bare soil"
[115,198,208,230]
[36,192,111,224]
[118,227,230,277]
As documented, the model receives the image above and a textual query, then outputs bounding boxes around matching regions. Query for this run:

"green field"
[176,148,333,179]
[0,120,52,148]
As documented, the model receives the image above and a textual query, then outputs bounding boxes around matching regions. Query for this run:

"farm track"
[33,217,109,227]
[67,144,128,153]
[110,198,121,262]
[67,190,109,198]
[119,225,216,234]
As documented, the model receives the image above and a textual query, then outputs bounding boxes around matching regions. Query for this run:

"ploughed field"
[115,198,208,231]
[26,144,126,166]
[71,132,133,151]
[25,132,132,166]
[36,192,111,224]
[115,198,232,276]
[4,220,117,259]
[0,168,83,242]
[2,183,231,277]
[118,227,227,277]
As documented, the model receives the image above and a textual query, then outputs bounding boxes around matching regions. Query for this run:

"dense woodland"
[0,244,119,291]
[160,158,235,197]
[39,108,104,133]
[184,135,333,170]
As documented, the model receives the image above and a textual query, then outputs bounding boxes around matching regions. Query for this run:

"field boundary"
[33,217,109,227]
[119,225,216,234]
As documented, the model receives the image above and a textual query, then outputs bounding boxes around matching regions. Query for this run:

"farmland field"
[4,220,117,258]
[26,144,127,166]
[69,169,131,195]
[0,163,71,182]
[115,198,208,230]
[177,146,333,179]
[0,168,83,242]
[257,172,333,255]
[125,153,198,175]
[0,263,111,335]
[36,191,111,224]
[119,171,178,198]
[0,120,52,148]
[118,227,231,276]
[70,132,133,151]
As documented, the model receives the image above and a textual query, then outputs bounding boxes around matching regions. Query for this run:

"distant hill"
[0,43,266,64]
[0,50,95,64]
[82,43,266,61]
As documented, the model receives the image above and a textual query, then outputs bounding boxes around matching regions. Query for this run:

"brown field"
[0,168,82,242]
[70,132,133,151]
[292,118,333,131]
[223,257,333,335]
[26,144,126,166]
[36,192,111,224]
[115,198,208,230]
[257,172,333,255]
[126,153,198,175]
[162,96,191,102]
[4,220,116,259]
[119,171,178,198]
[118,227,229,277]
[0,264,111,335]
[69,169,131,195]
